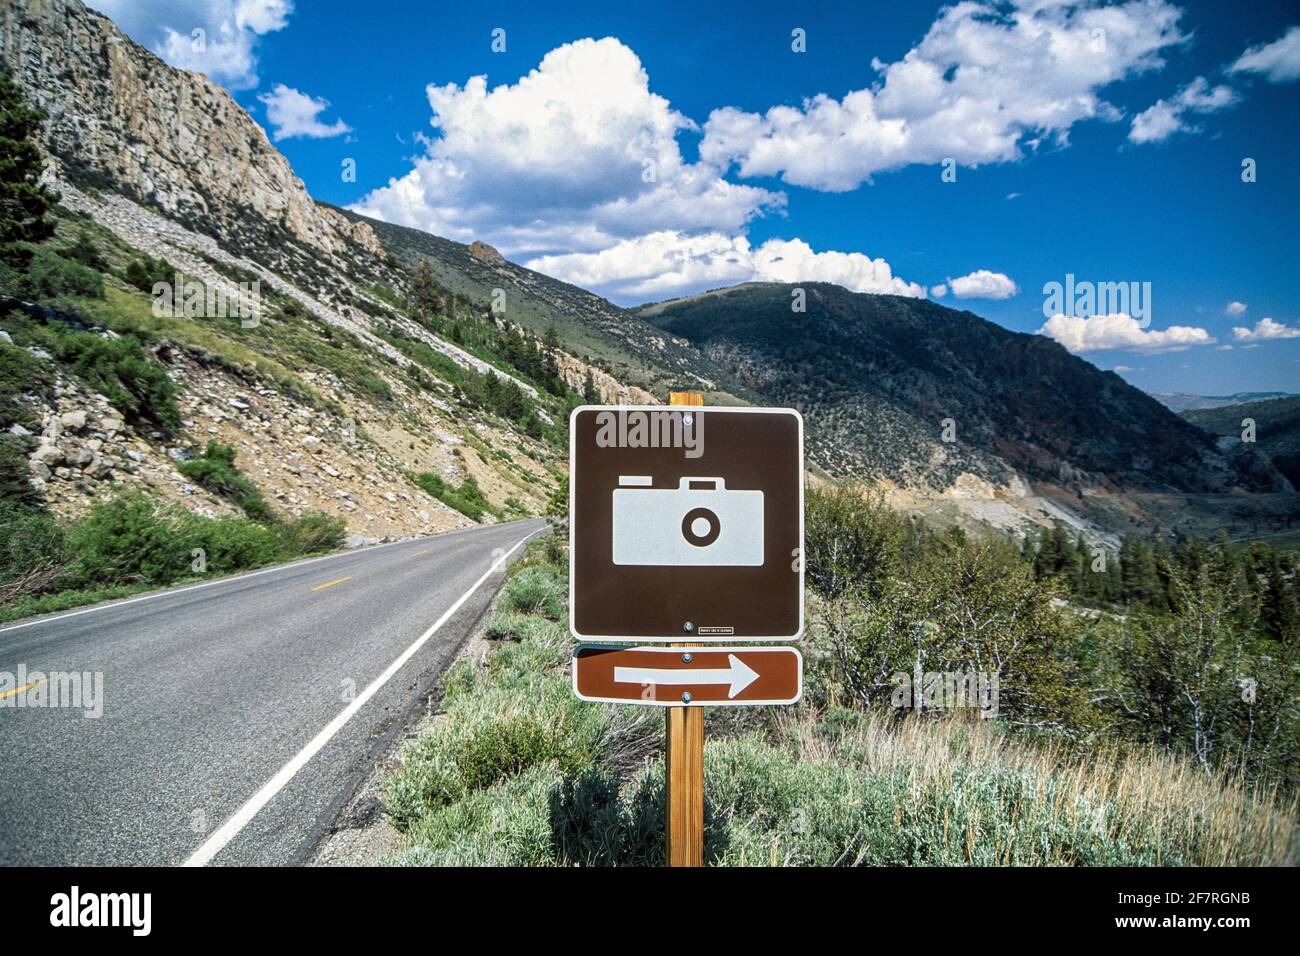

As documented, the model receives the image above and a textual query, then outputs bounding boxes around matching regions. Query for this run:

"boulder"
[28,460,51,481]
[60,410,89,431]
[65,445,94,467]
[32,443,64,466]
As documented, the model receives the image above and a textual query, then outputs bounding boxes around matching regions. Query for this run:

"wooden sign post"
[666,389,704,867]
[566,391,804,868]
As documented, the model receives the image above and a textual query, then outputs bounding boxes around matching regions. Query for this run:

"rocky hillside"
[329,205,736,402]
[1184,396,1300,490]
[0,0,627,540]
[639,282,1298,540]
[0,0,382,272]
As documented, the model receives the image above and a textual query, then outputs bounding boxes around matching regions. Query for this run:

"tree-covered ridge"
[639,282,1287,498]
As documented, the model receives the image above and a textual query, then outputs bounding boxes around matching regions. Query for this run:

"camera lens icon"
[681,507,721,547]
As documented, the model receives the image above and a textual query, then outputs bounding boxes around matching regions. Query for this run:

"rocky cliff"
[0,0,382,264]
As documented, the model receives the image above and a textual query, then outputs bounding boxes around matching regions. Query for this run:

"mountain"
[1154,391,1298,413]
[0,0,617,538]
[2,0,1295,547]
[638,282,1298,540]
[327,205,736,403]
[1183,396,1300,489]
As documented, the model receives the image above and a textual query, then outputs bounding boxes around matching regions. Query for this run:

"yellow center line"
[410,550,429,558]
[312,576,352,592]
[0,680,43,700]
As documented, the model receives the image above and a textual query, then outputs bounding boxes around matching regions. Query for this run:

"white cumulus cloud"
[351,38,783,261]
[1232,318,1300,342]
[1225,300,1247,315]
[1229,25,1300,84]
[698,0,1187,191]
[525,232,925,303]
[1038,312,1214,353]
[90,0,293,90]
[948,269,1019,300]
[258,84,350,140]
[1128,76,1239,144]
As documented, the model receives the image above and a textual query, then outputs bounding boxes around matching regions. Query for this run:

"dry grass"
[780,708,1299,866]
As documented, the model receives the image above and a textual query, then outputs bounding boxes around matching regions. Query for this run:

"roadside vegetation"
[378,489,1299,866]
[0,492,346,626]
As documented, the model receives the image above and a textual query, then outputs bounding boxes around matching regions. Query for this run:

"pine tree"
[409,258,439,326]
[0,69,58,269]
[582,369,599,404]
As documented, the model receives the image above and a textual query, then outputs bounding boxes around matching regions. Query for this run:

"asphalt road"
[0,517,544,866]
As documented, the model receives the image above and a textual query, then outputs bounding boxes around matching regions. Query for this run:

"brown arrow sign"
[573,645,802,707]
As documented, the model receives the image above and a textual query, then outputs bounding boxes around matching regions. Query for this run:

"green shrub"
[277,512,346,556]
[0,434,40,510]
[123,255,174,294]
[0,501,66,602]
[410,471,498,522]
[2,248,103,300]
[184,514,283,573]
[804,484,914,599]
[64,493,193,587]
[177,440,274,523]
[64,230,108,272]
[498,563,565,619]
[482,609,567,646]
[0,334,52,430]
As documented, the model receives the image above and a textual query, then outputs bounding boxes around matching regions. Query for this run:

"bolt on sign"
[572,645,802,707]
[568,405,804,642]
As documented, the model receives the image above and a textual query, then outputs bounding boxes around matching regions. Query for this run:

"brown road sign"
[569,405,803,641]
[573,645,802,707]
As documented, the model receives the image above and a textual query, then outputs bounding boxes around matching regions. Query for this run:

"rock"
[301,436,323,453]
[345,534,381,549]
[228,398,250,410]
[0,330,11,344]
[469,240,504,264]
[85,456,113,479]
[65,445,94,466]
[8,423,31,437]
[60,410,89,431]
[167,446,194,462]
[86,438,103,452]
[126,449,143,462]
[32,443,64,466]
[28,476,46,493]
[27,348,52,361]
[28,460,51,481]
[99,417,125,434]
[383,492,398,504]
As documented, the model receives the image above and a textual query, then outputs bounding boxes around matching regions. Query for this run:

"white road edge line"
[183,528,539,867]
[0,521,536,635]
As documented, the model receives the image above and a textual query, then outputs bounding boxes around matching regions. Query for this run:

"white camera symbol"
[611,476,764,566]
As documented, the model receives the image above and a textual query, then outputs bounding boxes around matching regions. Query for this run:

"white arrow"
[614,654,760,699]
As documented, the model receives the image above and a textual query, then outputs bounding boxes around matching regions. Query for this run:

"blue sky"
[90,0,1300,395]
